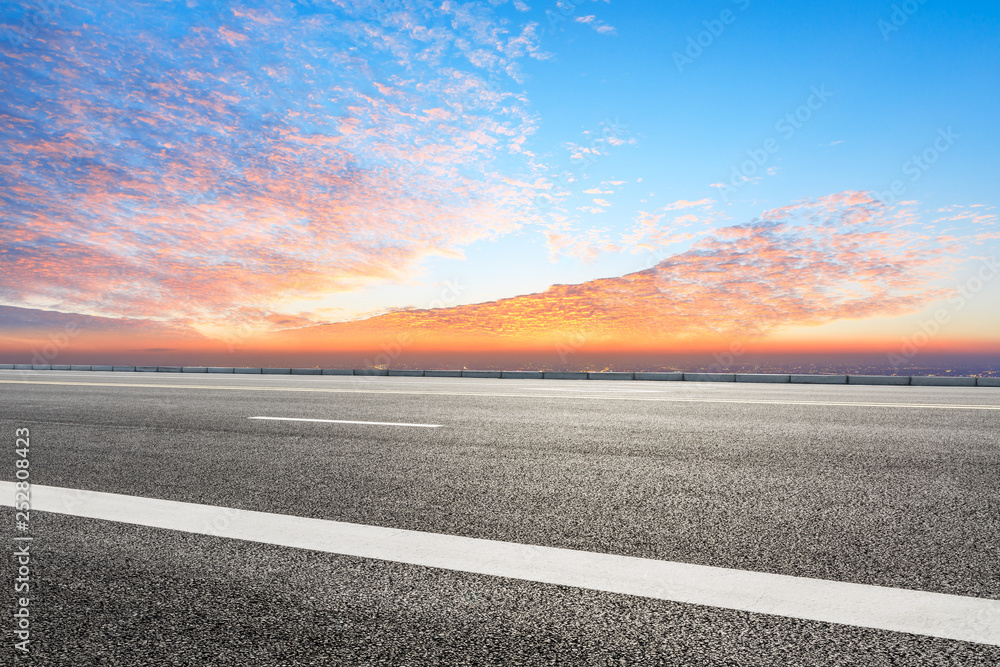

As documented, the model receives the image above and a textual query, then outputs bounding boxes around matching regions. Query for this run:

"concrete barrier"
[736,374,790,383]
[501,371,544,379]
[684,373,735,382]
[462,370,501,378]
[634,372,684,381]
[848,375,911,385]
[790,374,847,384]
[10,362,991,387]
[911,376,976,387]
[543,371,587,380]
[588,372,634,380]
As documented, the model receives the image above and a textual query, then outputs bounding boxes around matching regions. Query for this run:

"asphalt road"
[2,370,999,665]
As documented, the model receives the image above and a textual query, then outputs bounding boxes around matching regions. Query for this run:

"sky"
[1,0,998,372]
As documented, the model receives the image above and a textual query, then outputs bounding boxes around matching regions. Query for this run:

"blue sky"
[1,0,997,365]
[346,0,999,319]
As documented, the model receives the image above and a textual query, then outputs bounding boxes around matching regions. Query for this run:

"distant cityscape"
[678,363,1000,378]
[483,357,1000,378]
[4,352,998,378]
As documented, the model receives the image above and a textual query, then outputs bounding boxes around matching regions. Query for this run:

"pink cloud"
[277,192,958,350]
[1,0,550,331]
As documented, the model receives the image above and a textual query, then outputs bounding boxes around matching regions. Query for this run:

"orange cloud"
[275,193,958,354]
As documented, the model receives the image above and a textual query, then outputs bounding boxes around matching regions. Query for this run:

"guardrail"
[1,364,997,386]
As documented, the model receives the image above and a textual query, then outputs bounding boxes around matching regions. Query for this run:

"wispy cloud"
[0,0,549,332]
[622,198,721,251]
[574,14,617,35]
[280,192,958,349]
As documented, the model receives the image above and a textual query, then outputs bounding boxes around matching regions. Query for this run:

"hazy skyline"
[2,0,998,371]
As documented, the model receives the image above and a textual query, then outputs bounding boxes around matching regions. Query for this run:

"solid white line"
[3,482,997,645]
[249,416,441,428]
[2,379,998,410]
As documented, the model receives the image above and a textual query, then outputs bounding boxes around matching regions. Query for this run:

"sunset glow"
[2,1,998,373]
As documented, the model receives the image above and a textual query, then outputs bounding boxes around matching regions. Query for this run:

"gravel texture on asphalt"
[3,510,999,666]
[2,373,998,664]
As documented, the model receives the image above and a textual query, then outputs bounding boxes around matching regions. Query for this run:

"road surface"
[2,370,999,665]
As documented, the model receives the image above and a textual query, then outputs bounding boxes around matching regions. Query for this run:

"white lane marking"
[2,483,997,646]
[250,416,441,428]
[2,380,998,410]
